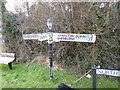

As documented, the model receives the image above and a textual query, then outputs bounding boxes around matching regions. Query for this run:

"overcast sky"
[5,0,36,13]
[4,0,119,13]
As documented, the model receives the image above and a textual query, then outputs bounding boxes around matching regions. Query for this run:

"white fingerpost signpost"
[23,18,96,79]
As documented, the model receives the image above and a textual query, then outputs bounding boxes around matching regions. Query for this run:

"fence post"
[93,64,97,90]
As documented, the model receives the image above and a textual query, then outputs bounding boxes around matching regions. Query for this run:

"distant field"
[1,63,118,89]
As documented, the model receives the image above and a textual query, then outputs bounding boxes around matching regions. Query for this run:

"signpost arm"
[47,19,53,79]
[93,64,97,90]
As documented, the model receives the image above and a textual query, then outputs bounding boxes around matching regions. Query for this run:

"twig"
[68,69,92,87]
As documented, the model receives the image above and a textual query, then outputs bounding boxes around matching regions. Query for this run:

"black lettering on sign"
[25,34,38,38]
[112,71,118,76]
[75,34,93,41]
[97,69,104,74]
[87,34,93,41]
[39,35,47,39]
[57,34,75,40]
[105,70,109,75]
[115,71,118,76]
[110,70,113,75]
[75,35,86,38]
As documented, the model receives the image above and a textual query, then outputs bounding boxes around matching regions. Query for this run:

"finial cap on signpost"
[93,64,97,69]
[93,65,100,69]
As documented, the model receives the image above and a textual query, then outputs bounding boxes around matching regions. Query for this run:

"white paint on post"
[47,32,53,44]
[47,19,52,30]
[53,33,96,43]
[96,69,120,77]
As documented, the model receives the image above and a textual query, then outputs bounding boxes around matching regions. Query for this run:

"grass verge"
[1,63,118,88]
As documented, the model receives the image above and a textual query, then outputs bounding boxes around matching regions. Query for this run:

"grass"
[1,63,118,89]
[0,45,2,89]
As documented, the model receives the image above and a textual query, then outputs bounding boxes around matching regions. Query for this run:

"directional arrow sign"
[96,69,120,77]
[23,33,96,43]
[53,33,96,43]
[23,34,39,40]
[23,33,48,41]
